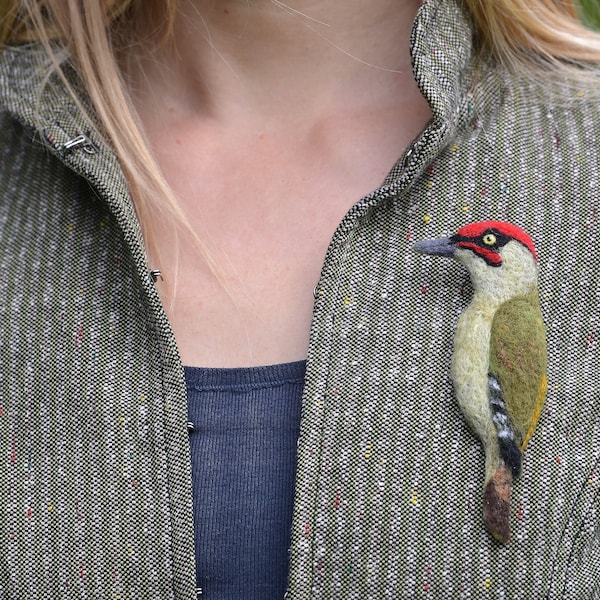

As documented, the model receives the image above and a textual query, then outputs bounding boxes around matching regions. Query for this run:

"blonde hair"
[2,0,600,262]
[465,0,600,68]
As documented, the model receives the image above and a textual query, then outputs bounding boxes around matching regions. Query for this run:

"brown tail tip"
[483,465,513,544]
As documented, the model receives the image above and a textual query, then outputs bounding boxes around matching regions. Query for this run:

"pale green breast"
[451,302,497,445]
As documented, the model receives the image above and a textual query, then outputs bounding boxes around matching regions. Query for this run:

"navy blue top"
[184,361,305,599]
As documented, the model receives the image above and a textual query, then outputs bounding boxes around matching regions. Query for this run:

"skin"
[130,0,432,367]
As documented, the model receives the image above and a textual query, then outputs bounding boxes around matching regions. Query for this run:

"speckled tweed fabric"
[0,0,599,598]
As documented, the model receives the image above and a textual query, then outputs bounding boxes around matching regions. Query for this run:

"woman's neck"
[125,0,432,368]
[130,0,423,125]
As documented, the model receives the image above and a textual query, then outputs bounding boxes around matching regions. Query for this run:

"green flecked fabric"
[0,0,599,599]
[489,290,548,448]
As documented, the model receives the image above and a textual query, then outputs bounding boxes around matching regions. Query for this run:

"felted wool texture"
[457,221,538,262]
[489,290,548,449]
[451,292,501,480]
[421,222,546,543]
[454,241,539,306]
[488,375,523,476]
[483,465,513,544]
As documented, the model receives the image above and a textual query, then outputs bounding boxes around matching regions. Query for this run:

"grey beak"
[413,237,457,257]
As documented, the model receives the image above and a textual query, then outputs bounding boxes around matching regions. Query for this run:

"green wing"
[488,289,548,449]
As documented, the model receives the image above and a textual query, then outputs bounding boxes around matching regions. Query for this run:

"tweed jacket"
[1,1,599,598]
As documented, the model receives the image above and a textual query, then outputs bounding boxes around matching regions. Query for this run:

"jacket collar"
[0,43,150,278]
[0,0,475,220]
[382,0,477,195]
[412,0,475,122]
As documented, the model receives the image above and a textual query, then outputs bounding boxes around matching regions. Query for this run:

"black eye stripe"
[453,229,511,249]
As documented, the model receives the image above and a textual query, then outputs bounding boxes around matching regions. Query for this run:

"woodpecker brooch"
[414,221,547,544]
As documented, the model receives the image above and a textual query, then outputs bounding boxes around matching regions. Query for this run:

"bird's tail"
[488,374,522,477]
[483,465,513,544]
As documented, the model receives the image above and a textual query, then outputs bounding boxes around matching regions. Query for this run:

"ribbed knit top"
[184,361,306,599]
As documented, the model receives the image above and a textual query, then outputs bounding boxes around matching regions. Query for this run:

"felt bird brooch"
[414,221,547,544]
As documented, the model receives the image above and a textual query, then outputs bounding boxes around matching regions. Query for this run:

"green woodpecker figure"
[414,221,547,544]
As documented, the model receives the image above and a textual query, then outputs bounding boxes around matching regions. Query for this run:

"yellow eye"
[482,233,497,246]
